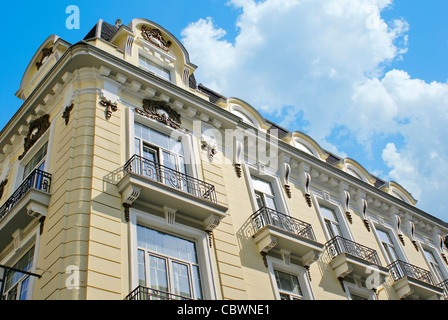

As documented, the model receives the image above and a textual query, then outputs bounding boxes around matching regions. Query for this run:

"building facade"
[1,18,448,300]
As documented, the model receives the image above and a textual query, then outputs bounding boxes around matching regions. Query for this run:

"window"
[274,270,303,300]
[134,122,188,190]
[251,176,277,211]
[320,206,342,239]
[139,55,171,81]
[137,225,203,299]
[2,247,34,300]
[423,249,445,284]
[23,141,47,179]
[377,229,399,264]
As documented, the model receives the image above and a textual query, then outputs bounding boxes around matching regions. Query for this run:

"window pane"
[274,270,302,296]
[192,266,203,300]
[251,176,274,196]
[320,206,337,222]
[264,196,277,211]
[138,250,146,286]
[148,255,168,292]
[172,262,191,298]
[23,142,48,179]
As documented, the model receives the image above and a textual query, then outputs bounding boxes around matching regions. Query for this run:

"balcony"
[125,285,194,300]
[116,155,227,231]
[250,207,324,267]
[325,236,389,282]
[388,260,444,300]
[439,280,448,300]
[0,169,52,252]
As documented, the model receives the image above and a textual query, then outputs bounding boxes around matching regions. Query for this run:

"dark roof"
[197,83,226,104]
[266,120,290,139]
[83,20,119,41]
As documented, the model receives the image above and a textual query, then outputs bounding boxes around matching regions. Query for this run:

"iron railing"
[250,207,316,241]
[0,169,51,222]
[123,154,217,203]
[125,285,194,300]
[388,260,437,286]
[325,236,382,266]
[438,279,448,300]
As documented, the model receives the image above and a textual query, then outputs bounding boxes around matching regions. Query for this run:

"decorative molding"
[361,199,371,232]
[100,99,118,120]
[18,114,50,160]
[201,135,218,163]
[62,103,74,125]
[410,222,419,251]
[343,191,353,224]
[135,99,186,132]
[444,235,448,251]
[123,203,131,223]
[0,179,7,199]
[141,26,172,52]
[203,215,221,232]
[283,163,291,199]
[397,215,405,246]
[36,46,53,70]
[303,172,312,207]
[234,141,243,178]
[163,206,176,226]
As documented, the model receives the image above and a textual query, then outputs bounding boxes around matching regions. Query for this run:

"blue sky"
[1,0,448,222]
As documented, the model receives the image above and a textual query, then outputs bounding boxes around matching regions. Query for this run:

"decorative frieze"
[36,47,53,70]
[135,99,186,132]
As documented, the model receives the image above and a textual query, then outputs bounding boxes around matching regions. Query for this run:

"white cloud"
[181,0,448,220]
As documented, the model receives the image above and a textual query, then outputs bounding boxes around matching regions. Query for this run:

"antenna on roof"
[115,19,122,27]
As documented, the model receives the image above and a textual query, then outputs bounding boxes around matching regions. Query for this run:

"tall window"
[376,229,399,264]
[2,247,35,300]
[274,270,303,300]
[320,206,342,239]
[139,55,171,82]
[423,249,445,284]
[23,142,47,179]
[134,123,187,190]
[251,176,277,211]
[137,225,203,299]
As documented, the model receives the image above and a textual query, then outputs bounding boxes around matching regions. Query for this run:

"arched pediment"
[338,158,376,185]
[380,181,418,205]
[129,19,197,71]
[227,97,269,130]
[285,131,327,160]
[16,35,69,101]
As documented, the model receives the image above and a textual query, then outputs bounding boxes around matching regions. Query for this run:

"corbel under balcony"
[117,154,227,231]
[388,260,444,300]
[250,207,324,268]
[325,236,389,285]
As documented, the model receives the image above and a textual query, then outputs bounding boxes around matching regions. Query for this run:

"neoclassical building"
[1,18,448,300]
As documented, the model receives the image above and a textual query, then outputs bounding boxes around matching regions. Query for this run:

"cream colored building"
[1,18,448,300]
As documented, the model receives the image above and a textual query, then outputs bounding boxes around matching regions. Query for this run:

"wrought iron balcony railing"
[388,260,437,286]
[250,207,317,242]
[438,279,448,300]
[325,236,382,266]
[0,169,51,222]
[123,154,217,203]
[125,285,194,301]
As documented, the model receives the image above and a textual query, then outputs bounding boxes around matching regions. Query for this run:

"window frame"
[313,192,353,242]
[266,256,314,300]
[422,246,447,284]
[371,222,407,265]
[128,207,217,300]
[0,227,41,300]
[138,50,175,84]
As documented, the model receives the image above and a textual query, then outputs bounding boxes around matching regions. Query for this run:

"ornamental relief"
[19,114,51,160]
[141,26,172,52]
[135,99,187,132]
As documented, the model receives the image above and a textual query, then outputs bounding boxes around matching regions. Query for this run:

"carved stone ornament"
[36,47,53,70]
[100,99,118,120]
[135,99,187,132]
[19,114,51,160]
[141,26,172,52]
[0,179,7,199]
[62,103,74,125]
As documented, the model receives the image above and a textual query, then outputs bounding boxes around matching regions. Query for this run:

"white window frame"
[138,49,175,84]
[266,256,314,300]
[0,226,41,300]
[128,207,217,300]
[128,108,198,179]
[243,164,289,215]
[313,191,353,242]
[371,223,407,265]
[343,280,377,300]
[422,245,448,285]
